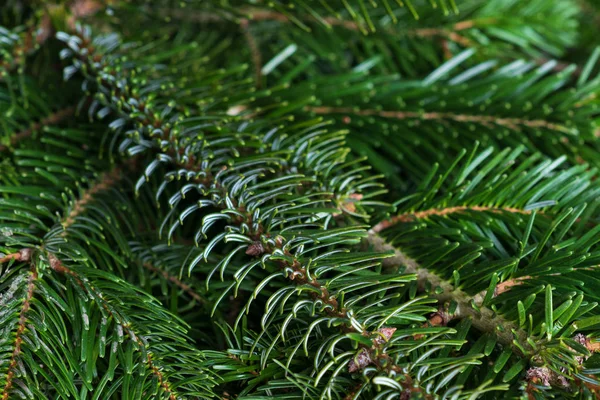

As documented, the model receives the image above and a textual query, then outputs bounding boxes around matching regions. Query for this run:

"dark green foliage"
[2,1,600,399]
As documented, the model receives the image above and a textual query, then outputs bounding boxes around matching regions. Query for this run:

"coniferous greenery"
[2,1,600,399]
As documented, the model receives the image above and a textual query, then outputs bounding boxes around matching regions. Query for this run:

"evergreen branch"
[47,253,179,400]
[162,0,576,61]
[55,22,600,398]
[146,0,581,87]
[0,106,213,397]
[158,6,472,44]
[0,248,214,398]
[205,0,457,27]
[367,227,600,396]
[0,105,75,152]
[286,55,600,184]
[367,144,600,348]
[245,9,473,47]
[0,123,111,249]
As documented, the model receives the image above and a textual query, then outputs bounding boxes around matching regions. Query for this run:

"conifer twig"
[60,159,136,232]
[366,232,525,347]
[240,19,263,87]
[1,261,36,400]
[143,262,205,304]
[163,7,477,46]
[47,253,178,400]
[306,106,573,134]
[371,205,533,234]
[0,252,24,264]
[0,27,38,76]
[0,106,75,152]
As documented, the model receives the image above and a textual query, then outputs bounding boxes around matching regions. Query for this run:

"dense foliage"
[2,1,600,399]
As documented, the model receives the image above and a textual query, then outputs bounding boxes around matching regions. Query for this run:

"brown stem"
[495,276,530,296]
[367,232,526,348]
[1,266,37,400]
[0,106,75,152]
[371,205,533,234]
[240,19,263,87]
[164,7,477,43]
[0,248,32,264]
[0,253,22,264]
[306,106,573,134]
[61,159,136,232]
[143,262,205,304]
[412,28,472,47]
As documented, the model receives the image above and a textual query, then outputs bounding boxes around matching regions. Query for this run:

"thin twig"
[371,205,533,234]
[0,253,23,264]
[1,265,37,400]
[240,19,263,88]
[307,106,573,134]
[0,106,75,152]
[143,262,205,304]
[60,159,135,232]
[164,6,477,44]
[0,249,33,264]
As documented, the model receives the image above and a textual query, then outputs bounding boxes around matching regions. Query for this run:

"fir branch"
[47,253,179,400]
[55,21,600,398]
[162,1,455,30]
[157,3,565,58]
[0,130,211,397]
[245,8,474,47]
[159,7,471,46]
[61,30,429,392]
[365,147,600,349]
